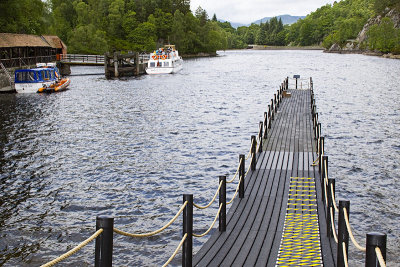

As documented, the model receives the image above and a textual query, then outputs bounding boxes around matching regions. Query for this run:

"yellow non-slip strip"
[276,177,323,266]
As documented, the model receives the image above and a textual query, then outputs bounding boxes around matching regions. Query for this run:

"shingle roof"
[0,33,51,48]
[41,35,67,49]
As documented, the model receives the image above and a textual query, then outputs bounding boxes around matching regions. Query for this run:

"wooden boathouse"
[38,78,388,267]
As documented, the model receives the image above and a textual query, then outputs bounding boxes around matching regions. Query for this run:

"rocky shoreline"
[324,48,400,59]
[325,7,400,60]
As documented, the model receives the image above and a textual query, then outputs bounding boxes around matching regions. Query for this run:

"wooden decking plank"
[232,94,297,266]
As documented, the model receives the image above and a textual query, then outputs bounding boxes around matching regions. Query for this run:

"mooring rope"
[226,174,242,205]
[342,242,349,267]
[311,157,319,166]
[194,181,222,209]
[226,157,252,205]
[330,207,338,244]
[227,158,242,184]
[324,178,329,207]
[324,160,329,185]
[245,139,254,160]
[40,229,103,267]
[114,201,187,238]
[375,247,387,267]
[330,182,339,213]
[193,203,223,238]
[162,233,187,267]
[343,207,366,252]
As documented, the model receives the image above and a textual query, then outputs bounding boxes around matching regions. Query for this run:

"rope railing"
[193,203,223,238]
[227,158,242,183]
[330,207,338,244]
[245,138,254,160]
[343,207,366,252]
[375,247,387,267]
[162,233,187,267]
[194,181,223,209]
[113,201,187,238]
[40,228,103,267]
[330,182,339,212]
[227,156,252,205]
[342,242,349,267]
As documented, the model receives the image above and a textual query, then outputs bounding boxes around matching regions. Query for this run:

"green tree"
[68,24,109,54]
[367,17,400,53]
[128,21,157,51]
[0,0,48,34]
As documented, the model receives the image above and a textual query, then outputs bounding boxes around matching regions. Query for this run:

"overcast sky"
[190,0,336,24]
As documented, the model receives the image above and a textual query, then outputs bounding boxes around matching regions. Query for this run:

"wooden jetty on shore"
[36,77,388,267]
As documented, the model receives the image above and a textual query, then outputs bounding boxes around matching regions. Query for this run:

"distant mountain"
[219,14,305,29]
[253,14,306,25]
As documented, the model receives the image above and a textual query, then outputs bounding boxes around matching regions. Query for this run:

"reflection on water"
[0,50,399,266]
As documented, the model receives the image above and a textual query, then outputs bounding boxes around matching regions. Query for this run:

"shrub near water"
[367,17,400,53]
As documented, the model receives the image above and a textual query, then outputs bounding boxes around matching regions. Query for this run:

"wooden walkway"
[194,89,337,266]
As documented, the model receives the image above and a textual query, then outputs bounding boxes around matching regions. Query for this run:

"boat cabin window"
[41,70,51,80]
[164,62,169,67]
[150,62,156,67]
[15,71,36,82]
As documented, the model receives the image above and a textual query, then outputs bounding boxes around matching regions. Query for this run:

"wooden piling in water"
[104,52,148,79]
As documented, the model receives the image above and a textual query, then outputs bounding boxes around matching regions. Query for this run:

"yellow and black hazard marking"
[276,177,323,266]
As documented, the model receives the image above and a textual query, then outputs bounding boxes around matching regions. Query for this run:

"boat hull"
[146,64,182,75]
[38,78,70,93]
[15,81,54,94]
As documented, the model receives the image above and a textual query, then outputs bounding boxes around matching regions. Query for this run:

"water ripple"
[0,50,399,266]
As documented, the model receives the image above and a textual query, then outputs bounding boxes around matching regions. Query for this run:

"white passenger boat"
[146,45,183,74]
[14,63,69,93]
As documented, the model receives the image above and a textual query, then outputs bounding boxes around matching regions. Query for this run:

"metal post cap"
[366,232,387,246]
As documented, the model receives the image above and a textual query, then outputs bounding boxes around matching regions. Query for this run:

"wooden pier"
[194,82,336,266]
[104,52,148,79]
[57,53,149,78]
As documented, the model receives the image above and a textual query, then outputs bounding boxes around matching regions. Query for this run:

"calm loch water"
[0,50,399,266]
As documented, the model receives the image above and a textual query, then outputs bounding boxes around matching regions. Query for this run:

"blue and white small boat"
[14,63,67,93]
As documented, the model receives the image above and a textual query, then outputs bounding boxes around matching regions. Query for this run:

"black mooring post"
[182,194,193,267]
[320,156,328,204]
[258,122,263,153]
[274,94,277,112]
[319,138,325,174]
[239,154,245,198]
[271,99,274,120]
[251,135,256,171]
[365,232,387,267]
[263,112,268,139]
[327,178,335,238]
[320,136,325,156]
[337,200,350,267]
[95,216,114,267]
[277,90,280,107]
[268,105,272,129]
[219,176,226,232]
[312,104,316,118]
[311,93,314,108]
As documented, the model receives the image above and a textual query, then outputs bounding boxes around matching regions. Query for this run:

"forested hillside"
[0,0,399,54]
[0,0,244,54]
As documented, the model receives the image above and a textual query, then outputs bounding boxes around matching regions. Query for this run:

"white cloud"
[190,0,335,24]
